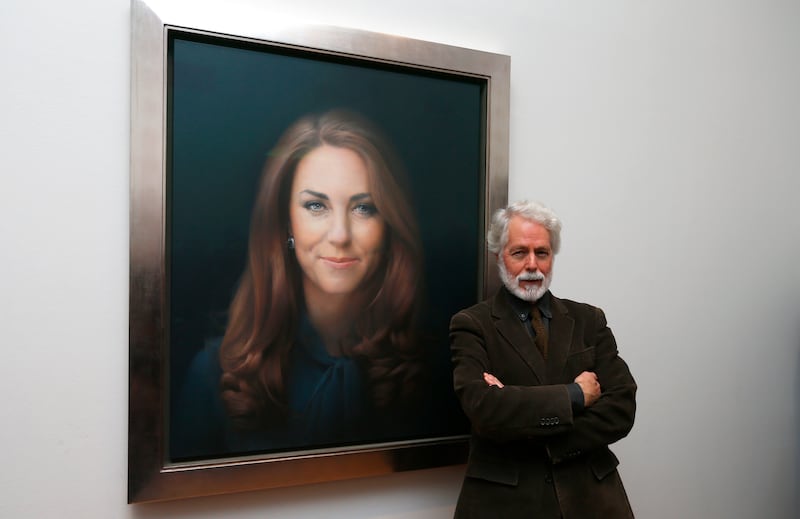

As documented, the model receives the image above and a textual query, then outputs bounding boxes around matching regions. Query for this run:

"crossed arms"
[450,304,636,464]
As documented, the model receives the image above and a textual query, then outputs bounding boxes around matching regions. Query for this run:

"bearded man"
[450,200,637,518]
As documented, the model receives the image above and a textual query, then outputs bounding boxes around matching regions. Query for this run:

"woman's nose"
[327,212,351,245]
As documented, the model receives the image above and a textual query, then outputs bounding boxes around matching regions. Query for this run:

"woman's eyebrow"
[350,192,372,202]
[300,189,329,200]
[300,190,372,203]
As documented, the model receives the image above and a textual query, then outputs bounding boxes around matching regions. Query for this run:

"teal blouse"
[171,314,375,460]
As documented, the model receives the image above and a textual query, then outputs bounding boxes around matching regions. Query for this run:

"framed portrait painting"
[129,0,509,503]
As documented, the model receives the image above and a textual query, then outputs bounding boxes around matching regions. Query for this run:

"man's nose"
[524,253,538,271]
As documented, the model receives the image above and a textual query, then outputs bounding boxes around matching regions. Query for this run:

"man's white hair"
[487,200,562,254]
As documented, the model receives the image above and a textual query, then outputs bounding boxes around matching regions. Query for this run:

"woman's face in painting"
[289,145,386,300]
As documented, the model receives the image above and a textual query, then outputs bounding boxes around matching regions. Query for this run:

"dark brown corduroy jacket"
[450,288,637,519]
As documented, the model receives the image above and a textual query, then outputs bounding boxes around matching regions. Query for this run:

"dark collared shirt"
[505,288,585,414]
[507,289,553,337]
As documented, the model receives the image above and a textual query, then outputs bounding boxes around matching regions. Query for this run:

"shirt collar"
[504,286,552,322]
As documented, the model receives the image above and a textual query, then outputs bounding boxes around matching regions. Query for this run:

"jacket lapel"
[492,289,546,384]
[546,295,575,383]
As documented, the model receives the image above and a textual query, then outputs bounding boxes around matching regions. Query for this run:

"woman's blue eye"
[304,201,326,212]
[353,203,378,216]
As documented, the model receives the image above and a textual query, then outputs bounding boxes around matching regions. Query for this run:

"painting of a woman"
[173,110,432,459]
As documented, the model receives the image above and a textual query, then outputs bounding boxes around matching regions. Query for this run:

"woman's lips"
[321,256,359,268]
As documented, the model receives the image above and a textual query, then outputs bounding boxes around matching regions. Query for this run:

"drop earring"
[287,236,295,250]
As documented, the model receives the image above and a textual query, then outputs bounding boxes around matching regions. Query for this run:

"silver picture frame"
[129,0,509,503]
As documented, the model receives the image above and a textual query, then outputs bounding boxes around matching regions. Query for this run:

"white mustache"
[517,272,544,282]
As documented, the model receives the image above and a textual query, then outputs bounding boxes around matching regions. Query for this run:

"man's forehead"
[507,216,551,247]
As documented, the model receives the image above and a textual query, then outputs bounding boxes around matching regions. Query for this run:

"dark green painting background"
[169,33,482,456]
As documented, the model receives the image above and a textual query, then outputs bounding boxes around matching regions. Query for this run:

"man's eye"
[511,251,525,257]
[353,203,378,216]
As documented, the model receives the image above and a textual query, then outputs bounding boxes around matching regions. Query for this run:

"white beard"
[498,260,552,302]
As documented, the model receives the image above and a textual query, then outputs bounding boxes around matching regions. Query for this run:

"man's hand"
[483,372,504,388]
[574,371,601,407]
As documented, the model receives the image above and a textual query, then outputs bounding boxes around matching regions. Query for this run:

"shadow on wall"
[796,321,800,513]
[128,465,464,518]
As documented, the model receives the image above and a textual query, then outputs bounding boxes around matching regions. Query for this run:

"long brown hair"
[219,110,424,429]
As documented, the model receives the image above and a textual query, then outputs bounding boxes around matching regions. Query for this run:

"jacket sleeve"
[545,307,637,464]
[450,309,575,442]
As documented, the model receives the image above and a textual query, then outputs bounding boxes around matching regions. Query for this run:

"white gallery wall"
[1,0,798,517]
